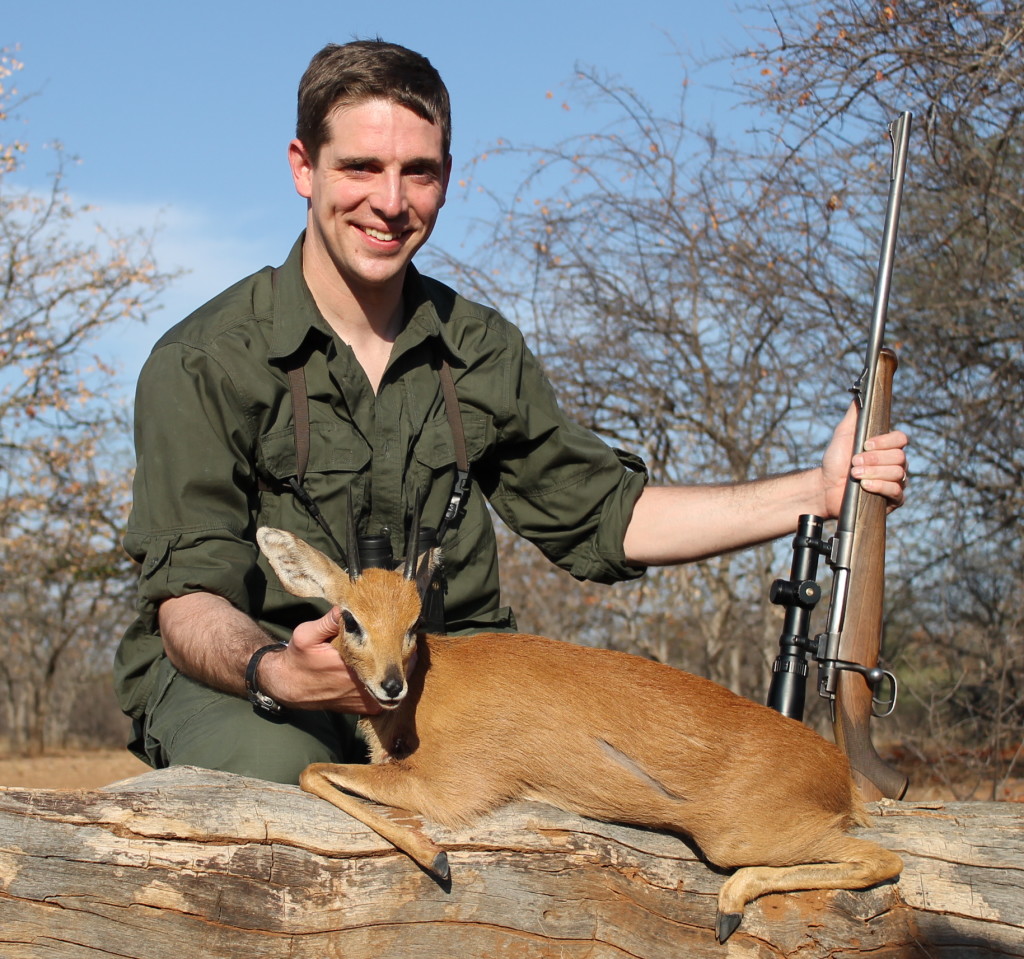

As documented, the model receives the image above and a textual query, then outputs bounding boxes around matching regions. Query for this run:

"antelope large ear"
[257,527,345,601]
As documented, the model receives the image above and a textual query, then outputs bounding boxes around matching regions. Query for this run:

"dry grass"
[0,749,150,790]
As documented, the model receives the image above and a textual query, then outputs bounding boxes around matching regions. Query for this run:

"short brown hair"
[296,39,452,164]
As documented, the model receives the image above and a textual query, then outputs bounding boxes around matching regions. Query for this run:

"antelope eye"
[341,610,362,637]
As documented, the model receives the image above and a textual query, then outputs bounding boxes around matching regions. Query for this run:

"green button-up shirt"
[114,236,647,717]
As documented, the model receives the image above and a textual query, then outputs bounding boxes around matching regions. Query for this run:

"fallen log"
[0,766,1020,958]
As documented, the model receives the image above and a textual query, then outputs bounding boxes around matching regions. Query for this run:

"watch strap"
[245,642,288,715]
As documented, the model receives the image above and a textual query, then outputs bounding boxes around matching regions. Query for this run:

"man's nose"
[369,172,407,220]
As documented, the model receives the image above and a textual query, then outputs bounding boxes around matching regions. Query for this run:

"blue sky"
[5,0,770,387]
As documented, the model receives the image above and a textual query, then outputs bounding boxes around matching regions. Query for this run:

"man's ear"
[288,138,315,200]
[438,153,453,209]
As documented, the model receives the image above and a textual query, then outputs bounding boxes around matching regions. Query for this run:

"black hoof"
[716,911,742,943]
[431,850,450,880]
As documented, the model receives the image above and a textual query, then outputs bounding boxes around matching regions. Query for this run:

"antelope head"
[257,525,435,709]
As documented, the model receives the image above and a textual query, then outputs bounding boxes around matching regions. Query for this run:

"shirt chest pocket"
[412,409,491,473]
[256,423,372,533]
[259,421,372,478]
[411,410,493,538]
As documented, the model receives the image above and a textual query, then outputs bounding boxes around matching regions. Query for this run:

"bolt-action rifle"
[767,113,912,801]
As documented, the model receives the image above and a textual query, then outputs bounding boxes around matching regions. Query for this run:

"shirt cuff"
[130,529,260,617]
[570,452,649,584]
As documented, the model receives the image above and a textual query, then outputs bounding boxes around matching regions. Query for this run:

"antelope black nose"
[381,675,405,699]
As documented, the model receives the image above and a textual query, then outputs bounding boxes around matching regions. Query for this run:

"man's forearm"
[159,592,273,697]
[157,592,382,714]
[623,468,827,566]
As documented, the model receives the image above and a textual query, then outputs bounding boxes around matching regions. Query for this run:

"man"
[114,40,908,783]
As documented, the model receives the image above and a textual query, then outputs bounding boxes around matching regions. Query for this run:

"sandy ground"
[0,749,151,790]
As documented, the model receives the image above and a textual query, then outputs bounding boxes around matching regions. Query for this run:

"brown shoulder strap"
[286,364,310,485]
[437,359,471,539]
[281,358,349,564]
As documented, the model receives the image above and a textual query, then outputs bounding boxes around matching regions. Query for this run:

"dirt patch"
[0,749,150,790]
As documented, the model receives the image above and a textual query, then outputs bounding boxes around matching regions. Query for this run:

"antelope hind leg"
[715,837,903,943]
[300,762,450,879]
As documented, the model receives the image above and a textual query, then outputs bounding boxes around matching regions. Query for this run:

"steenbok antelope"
[257,524,902,943]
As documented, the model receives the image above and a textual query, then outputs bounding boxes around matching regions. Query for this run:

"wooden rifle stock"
[832,348,908,800]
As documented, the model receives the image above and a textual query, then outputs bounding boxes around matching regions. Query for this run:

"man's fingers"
[852,431,908,474]
[862,429,909,453]
[850,428,909,511]
[315,606,341,638]
[292,607,341,648]
[852,461,907,510]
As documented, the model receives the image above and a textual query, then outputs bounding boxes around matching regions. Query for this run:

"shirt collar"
[398,263,465,365]
[267,233,465,366]
[266,233,334,362]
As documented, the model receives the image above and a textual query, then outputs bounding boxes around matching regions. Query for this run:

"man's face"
[289,99,451,300]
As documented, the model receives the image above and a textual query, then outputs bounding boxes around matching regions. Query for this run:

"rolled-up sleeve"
[124,341,260,624]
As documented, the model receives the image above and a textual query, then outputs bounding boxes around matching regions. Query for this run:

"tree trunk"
[0,766,1020,958]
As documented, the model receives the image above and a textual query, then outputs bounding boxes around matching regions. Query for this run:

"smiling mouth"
[362,226,404,242]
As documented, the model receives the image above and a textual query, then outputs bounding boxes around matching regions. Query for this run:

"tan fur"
[257,527,903,942]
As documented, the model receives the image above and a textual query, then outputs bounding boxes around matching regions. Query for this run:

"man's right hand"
[264,607,383,714]
[159,592,381,715]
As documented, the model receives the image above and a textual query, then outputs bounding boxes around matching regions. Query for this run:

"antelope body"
[257,526,903,943]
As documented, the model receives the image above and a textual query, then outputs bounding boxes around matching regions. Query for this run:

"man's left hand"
[822,403,909,518]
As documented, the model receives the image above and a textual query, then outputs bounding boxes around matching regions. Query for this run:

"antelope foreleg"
[300,763,450,879]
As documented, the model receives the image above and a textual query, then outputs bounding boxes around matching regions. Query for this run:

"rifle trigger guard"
[830,659,899,718]
[870,667,899,719]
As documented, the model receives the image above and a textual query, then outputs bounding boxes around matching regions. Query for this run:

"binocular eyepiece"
[356,528,438,570]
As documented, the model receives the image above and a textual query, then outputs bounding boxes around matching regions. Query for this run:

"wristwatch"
[245,642,288,715]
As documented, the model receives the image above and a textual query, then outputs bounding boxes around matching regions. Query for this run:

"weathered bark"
[0,766,1020,958]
